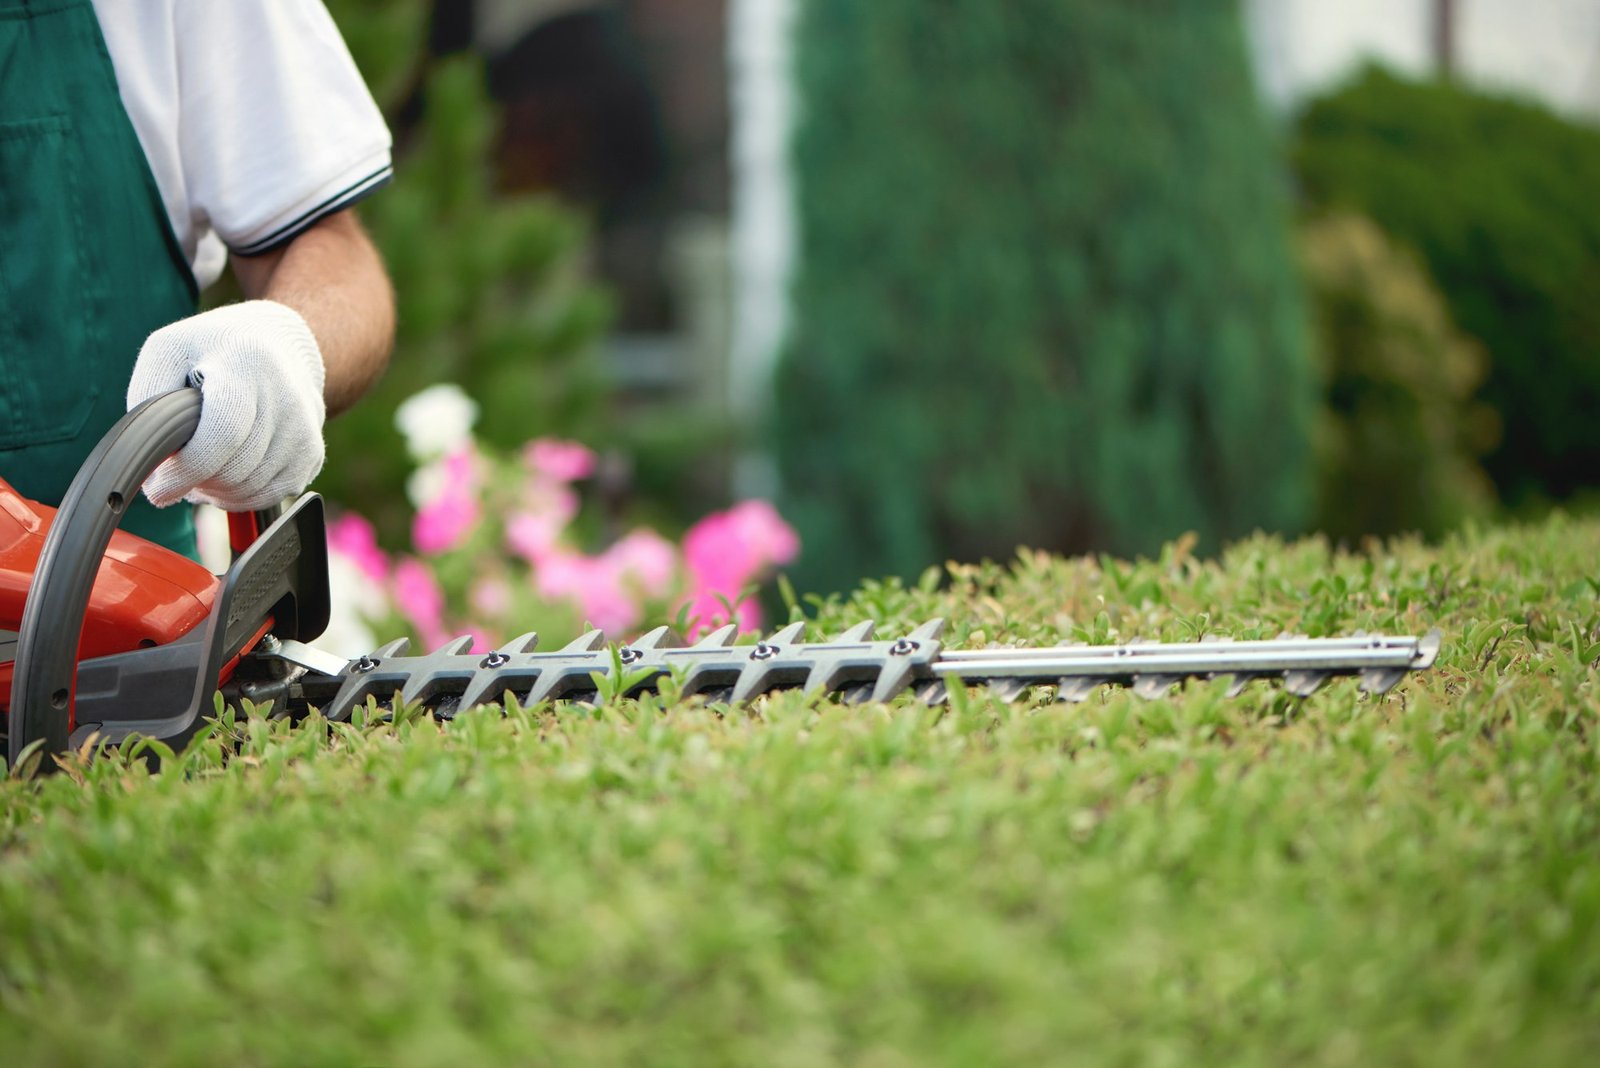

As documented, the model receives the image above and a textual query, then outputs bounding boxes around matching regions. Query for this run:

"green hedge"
[7,514,1600,1064]
[1295,65,1600,507]
[772,0,1316,594]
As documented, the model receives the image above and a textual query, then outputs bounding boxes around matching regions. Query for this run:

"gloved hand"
[126,300,327,511]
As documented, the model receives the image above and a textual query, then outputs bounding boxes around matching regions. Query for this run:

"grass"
[2,514,1598,1066]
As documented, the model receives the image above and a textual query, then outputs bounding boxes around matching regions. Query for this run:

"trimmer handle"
[8,389,203,767]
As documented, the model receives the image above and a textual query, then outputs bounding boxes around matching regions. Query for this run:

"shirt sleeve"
[174,0,393,257]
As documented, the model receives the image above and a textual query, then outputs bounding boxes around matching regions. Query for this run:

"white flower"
[406,458,449,510]
[315,550,386,658]
[394,384,479,461]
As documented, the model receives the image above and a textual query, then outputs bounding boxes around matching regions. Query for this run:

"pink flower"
[413,496,480,555]
[532,548,586,602]
[506,508,564,564]
[393,557,450,650]
[680,500,800,634]
[327,512,389,583]
[505,477,580,564]
[534,549,640,635]
[730,499,800,567]
[412,448,482,555]
[603,528,678,600]
[470,577,512,618]
[683,500,799,592]
[523,438,596,483]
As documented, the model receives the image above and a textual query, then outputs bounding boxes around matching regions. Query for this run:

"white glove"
[126,300,327,511]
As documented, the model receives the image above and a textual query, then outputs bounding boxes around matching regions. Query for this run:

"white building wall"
[727,0,797,499]
[1245,0,1600,120]
[1458,0,1600,115]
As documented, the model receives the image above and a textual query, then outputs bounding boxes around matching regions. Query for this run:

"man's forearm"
[231,210,395,415]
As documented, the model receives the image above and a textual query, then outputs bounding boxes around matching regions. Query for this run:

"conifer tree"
[773,0,1315,592]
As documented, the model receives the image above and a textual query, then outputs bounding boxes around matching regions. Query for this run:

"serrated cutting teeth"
[1055,677,1105,704]
[498,632,540,654]
[833,620,876,642]
[986,679,1032,702]
[692,624,739,649]
[1131,674,1182,700]
[277,623,1440,722]
[561,630,607,652]
[1359,668,1407,693]
[1283,670,1330,697]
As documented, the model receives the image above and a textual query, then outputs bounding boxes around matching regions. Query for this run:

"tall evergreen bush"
[772,0,1315,594]
[1295,66,1600,506]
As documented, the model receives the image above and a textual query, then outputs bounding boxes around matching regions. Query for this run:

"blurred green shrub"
[1295,65,1600,507]
[318,1,613,542]
[1300,212,1498,541]
[773,0,1316,594]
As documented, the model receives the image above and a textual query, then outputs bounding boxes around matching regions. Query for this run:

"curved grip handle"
[8,389,203,767]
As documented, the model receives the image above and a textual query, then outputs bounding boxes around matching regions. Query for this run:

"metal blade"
[838,683,874,705]
[524,664,597,706]
[1054,677,1105,703]
[1359,667,1407,694]
[269,622,1439,723]
[1283,670,1330,697]
[832,620,876,642]
[262,639,350,679]
[562,630,606,652]
[692,624,739,648]
[1131,674,1181,700]
[497,631,540,654]
[398,636,478,705]
[629,626,681,651]
[987,678,1032,702]
[766,621,808,646]
[372,637,411,658]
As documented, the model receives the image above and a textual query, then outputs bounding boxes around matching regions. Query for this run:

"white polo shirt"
[90,0,394,290]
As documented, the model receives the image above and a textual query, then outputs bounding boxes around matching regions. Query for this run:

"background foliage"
[1295,65,1600,509]
[772,0,1317,595]
[1298,211,1498,541]
[313,4,1592,596]
[318,0,614,542]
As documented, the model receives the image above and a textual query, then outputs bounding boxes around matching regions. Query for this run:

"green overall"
[0,0,198,557]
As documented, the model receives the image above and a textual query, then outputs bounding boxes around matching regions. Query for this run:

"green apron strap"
[0,0,201,558]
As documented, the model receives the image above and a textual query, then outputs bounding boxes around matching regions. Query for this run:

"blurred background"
[314,0,1600,606]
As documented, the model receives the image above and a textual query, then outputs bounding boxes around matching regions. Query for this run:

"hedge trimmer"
[1,390,1441,769]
